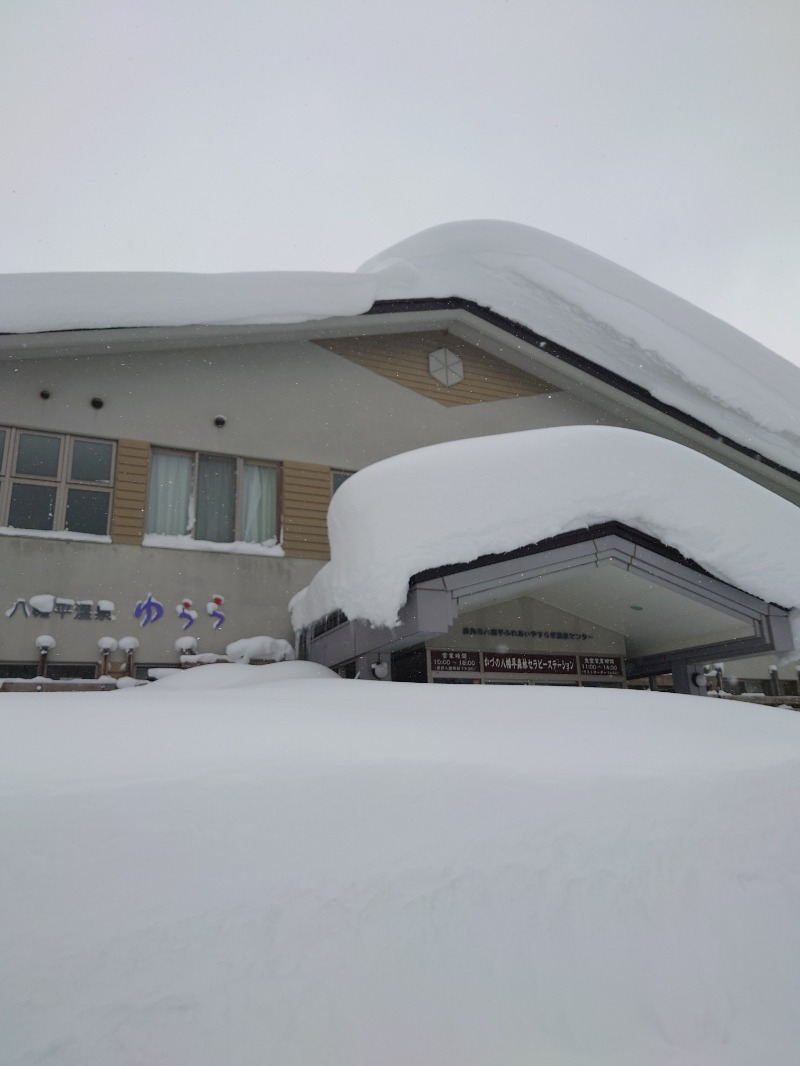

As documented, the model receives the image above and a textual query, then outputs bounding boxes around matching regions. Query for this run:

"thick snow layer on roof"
[365,222,800,475]
[3,220,799,472]
[290,426,800,631]
[0,269,376,332]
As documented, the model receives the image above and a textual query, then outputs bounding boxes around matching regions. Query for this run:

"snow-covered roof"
[289,426,800,631]
[2,220,800,474]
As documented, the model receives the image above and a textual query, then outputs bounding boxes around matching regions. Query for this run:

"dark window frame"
[0,427,115,535]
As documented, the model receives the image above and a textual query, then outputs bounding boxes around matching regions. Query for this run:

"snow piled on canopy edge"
[289,426,800,636]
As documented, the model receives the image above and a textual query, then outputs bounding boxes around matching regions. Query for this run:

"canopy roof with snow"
[292,427,799,690]
[291,426,800,631]
[2,220,800,480]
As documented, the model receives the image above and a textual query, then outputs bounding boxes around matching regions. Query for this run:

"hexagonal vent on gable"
[428,348,464,387]
[312,330,557,407]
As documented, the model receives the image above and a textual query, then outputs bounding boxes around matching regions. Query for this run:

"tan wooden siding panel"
[314,331,556,406]
[283,487,330,501]
[114,467,148,482]
[283,478,331,493]
[283,488,330,502]
[284,493,329,503]
[113,489,147,504]
[282,461,332,559]
[110,439,149,545]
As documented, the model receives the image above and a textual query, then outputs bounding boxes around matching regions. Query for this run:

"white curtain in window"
[196,455,236,542]
[146,452,193,535]
[242,464,277,543]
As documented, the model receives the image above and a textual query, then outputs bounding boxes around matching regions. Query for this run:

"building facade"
[2,224,799,688]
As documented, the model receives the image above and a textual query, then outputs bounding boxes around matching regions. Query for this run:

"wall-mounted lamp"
[119,636,139,678]
[35,634,56,678]
[97,636,119,678]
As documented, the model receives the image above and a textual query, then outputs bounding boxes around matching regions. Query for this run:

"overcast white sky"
[2,0,798,363]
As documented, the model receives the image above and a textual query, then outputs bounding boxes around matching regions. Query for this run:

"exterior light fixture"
[35,634,55,678]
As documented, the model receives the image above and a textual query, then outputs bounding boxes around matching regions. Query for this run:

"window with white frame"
[146,450,279,544]
[0,427,115,536]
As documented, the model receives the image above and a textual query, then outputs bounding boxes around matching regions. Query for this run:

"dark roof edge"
[409,519,789,611]
[367,296,800,487]
[304,520,789,633]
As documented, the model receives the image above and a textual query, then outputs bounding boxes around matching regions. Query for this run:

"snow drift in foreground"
[150,661,339,689]
[3,220,799,476]
[2,677,800,1066]
[290,425,800,630]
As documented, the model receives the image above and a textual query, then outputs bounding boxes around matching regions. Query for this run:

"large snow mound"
[291,425,800,630]
[225,635,296,664]
[148,661,339,690]
[2,682,800,1065]
[3,220,800,475]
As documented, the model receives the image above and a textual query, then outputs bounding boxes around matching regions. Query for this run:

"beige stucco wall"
[0,339,613,468]
[3,331,790,675]
[0,536,321,666]
[426,597,627,683]
[0,338,614,667]
[430,597,626,655]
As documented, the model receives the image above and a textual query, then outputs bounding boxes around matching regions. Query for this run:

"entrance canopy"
[292,426,800,624]
[292,426,800,688]
[303,523,791,692]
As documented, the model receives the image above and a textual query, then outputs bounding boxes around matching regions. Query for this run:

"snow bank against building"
[149,661,339,690]
[2,681,800,1064]
[225,635,295,664]
[291,425,800,630]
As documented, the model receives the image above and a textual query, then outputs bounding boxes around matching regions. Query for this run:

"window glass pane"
[8,483,56,529]
[16,433,60,478]
[196,455,235,542]
[242,464,277,542]
[65,489,110,535]
[71,439,113,482]
[0,428,6,471]
[146,452,193,536]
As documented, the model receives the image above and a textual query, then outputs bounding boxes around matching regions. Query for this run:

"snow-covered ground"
[3,668,800,1065]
